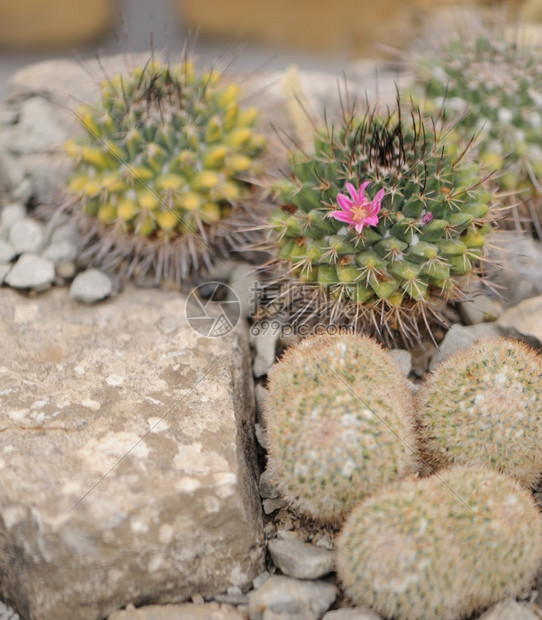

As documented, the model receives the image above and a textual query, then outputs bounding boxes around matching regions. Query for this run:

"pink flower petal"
[364,214,379,227]
[336,193,353,211]
[357,181,371,203]
[345,182,359,204]
[330,210,354,224]
[354,221,366,234]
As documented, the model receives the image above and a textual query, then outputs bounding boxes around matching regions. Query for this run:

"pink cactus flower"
[422,212,433,226]
[330,181,384,234]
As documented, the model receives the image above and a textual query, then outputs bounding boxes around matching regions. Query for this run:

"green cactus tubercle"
[64,59,265,280]
[266,107,494,342]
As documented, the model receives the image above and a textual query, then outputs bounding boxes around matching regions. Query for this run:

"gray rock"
[0,264,11,284]
[254,423,268,450]
[0,203,26,233]
[3,253,55,289]
[488,236,542,307]
[228,263,259,319]
[0,240,14,264]
[429,323,500,370]
[251,327,280,378]
[259,469,280,499]
[248,576,336,620]
[458,293,503,325]
[42,240,78,265]
[8,218,45,255]
[253,572,271,590]
[389,349,412,376]
[477,600,541,620]
[496,295,542,348]
[108,602,245,620]
[69,268,113,304]
[263,498,288,515]
[322,608,382,620]
[0,599,20,620]
[254,384,267,423]
[267,539,335,580]
[0,287,264,620]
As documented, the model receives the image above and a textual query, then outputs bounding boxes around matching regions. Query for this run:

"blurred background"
[0,0,541,98]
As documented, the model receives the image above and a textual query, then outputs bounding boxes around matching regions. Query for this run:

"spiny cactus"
[416,337,542,486]
[64,58,265,284]
[263,333,419,524]
[259,105,495,345]
[337,465,542,620]
[409,27,542,237]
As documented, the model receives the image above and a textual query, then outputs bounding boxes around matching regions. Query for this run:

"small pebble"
[259,469,280,499]
[267,538,335,580]
[389,349,412,376]
[0,203,26,232]
[254,423,267,449]
[69,269,113,304]
[0,264,11,284]
[0,240,15,263]
[248,576,336,620]
[253,571,271,590]
[8,218,45,255]
[228,263,259,319]
[42,240,78,264]
[459,293,503,325]
[252,328,280,378]
[4,254,55,289]
[263,498,287,515]
[496,295,542,348]
[477,600,541,620]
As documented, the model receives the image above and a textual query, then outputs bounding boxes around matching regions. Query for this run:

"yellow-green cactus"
[408,29,542,237]
[263,333,418,524]
[337,465,542,620]
[417,337,542,486]
[65,59,265,284]
[259,105,496,345]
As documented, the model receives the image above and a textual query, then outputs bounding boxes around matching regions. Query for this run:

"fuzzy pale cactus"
[64,58,265,284]
[417,337,542,486]
[263,333,418,524]
[410,28,542,237]
[337,465,542,620]
[261,106,495,344]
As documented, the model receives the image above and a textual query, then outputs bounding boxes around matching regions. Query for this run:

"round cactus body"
[261,106,495,344]
[409,29,542,237]
[417,337,542,486]
[263,333,419,524]
[337,465,542,620]
[65,59,265,284]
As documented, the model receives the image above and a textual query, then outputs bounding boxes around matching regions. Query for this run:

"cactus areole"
[262,106,495,344]
[65,58,265,285]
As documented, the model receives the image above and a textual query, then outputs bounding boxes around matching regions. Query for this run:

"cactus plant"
[416,337,542,486]
[64,58,265,284]
[337,464,542,620]
[263,333,419,524]
[260,105,495,345]
[409,27,542,237]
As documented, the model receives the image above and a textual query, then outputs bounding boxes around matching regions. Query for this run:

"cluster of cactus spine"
[416,337,542,486]
[263,105,495,344]
[336,465,542,620]
[409,27,542,237]
[263,333,418,524]
[64,58,265,283]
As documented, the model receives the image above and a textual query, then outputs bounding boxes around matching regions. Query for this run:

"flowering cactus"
[258,105,496,345]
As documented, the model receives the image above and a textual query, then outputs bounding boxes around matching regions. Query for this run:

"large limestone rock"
[0,286,264,620]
